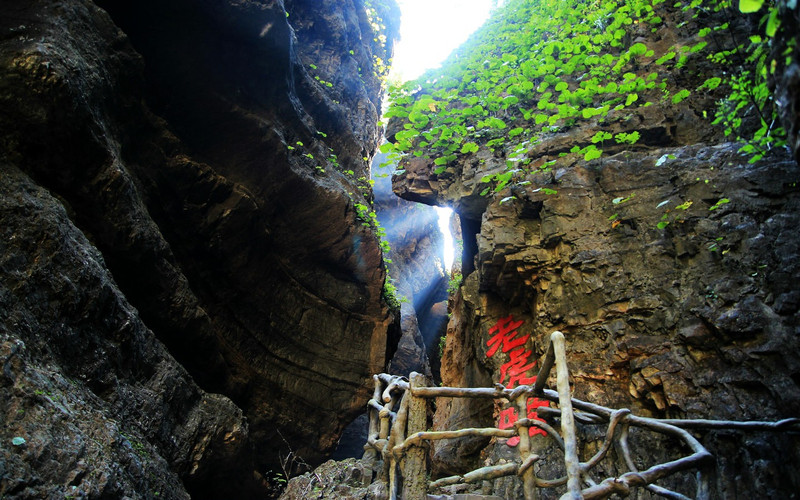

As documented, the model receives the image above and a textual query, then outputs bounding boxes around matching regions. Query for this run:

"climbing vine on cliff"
[381,0,790,192]
[706,0,790,162]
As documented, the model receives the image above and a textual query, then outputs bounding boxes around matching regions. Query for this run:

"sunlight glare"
[391,0,494,81]
[434,206,455,270]
[389,0,491,273]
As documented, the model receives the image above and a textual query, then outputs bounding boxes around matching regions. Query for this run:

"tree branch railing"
[361,331,800,500]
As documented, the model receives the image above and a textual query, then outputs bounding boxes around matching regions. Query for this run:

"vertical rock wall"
[428,144,800,497]
[0,0,400,497]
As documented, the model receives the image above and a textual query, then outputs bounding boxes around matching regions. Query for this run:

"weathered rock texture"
[279,457,386,500]
[1,167,254,498]
[1,0,399,497]
[431,144,800,496]
[392,4,800,500]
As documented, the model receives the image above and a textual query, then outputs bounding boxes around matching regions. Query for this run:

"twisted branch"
[363,331,796,500]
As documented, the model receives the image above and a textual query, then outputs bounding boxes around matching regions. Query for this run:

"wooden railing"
[362,331,800,500]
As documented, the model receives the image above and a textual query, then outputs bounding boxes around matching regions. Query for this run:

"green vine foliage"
[706,0,791,162]
[381,0,790,192]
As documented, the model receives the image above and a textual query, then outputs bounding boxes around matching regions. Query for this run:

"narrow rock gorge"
[2,0,799,499]
[373,155,448,380]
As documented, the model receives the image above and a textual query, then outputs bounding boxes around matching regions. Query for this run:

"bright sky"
[390,0,494,81]
[388,0,493,270]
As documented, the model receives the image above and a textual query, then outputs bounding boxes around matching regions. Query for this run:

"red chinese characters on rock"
[487,315,548,446]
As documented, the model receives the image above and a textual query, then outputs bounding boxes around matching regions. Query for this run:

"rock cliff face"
[391,3,800,499]
[427,143,800,496]
[0,0,399,498]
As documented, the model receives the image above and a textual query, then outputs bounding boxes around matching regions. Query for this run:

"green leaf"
[613,193,635,204]
[615,131,640,144]
[486,117,507,129]
[709,198,731,211]
[625,93,639,106]
[672,89,691,104]
[766,7,781,37]
[433,156,448,166]
[395,129,418,142]
[699,77,722,90]
[461,142,479,154]
[738,0,763,13]
[584,147,603,161]
[656,52,676,65]
[408,110,430,127]
[434,166,447,174]
[494,171,513,192]
[508,127,524,138]
[690,41,707,53]
[657,221,670,229]
[591,131,612,144]
[629,43,648,56]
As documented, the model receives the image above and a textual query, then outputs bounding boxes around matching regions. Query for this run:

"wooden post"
[402,372,428,500]
[515,394,537,500]
[388,391,409,500]
[552,331,583,499]
[384,392,399,496]
[363,375,383,465]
